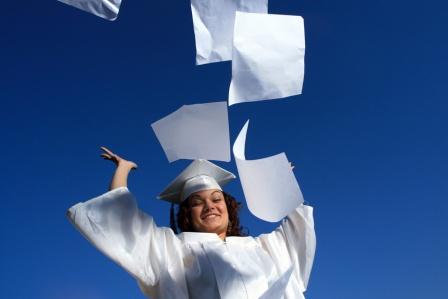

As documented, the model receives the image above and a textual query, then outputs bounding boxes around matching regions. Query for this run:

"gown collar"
[178,232,222,243]
[178,232,253,245]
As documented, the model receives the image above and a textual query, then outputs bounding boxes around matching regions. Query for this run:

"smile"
[201,214,220,220]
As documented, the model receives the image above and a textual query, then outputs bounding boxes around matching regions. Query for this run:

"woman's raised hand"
[100,146,138,170]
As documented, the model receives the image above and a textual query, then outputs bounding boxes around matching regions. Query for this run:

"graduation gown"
[67,187,316,299]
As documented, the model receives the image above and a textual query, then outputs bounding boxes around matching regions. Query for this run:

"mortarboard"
[158,159,236,204]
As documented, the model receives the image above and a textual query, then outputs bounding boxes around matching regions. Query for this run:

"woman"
[67,147,316,299]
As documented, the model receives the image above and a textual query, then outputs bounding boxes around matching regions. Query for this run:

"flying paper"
[229,12,305,105]
[259,266,294,299]
[233,120,303,222]
[151,101,231,163]
[191,0,268,65]
[57,0,121,21]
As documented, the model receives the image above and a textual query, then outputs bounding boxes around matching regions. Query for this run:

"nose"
[203,199,215,212]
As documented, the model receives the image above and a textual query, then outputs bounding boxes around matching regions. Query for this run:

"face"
[188,189,229,238]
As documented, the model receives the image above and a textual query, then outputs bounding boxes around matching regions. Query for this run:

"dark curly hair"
[170,191,246,237]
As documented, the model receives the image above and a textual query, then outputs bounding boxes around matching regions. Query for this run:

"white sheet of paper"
[57,0,121,21]
[259,266,294,299]
[233,120,303,222]
[229,12,305,105]
[151,101,231,163]
[191,0,268,65]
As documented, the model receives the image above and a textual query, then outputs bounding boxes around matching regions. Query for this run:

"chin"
[198,223,225,234]
[202,225,221,233]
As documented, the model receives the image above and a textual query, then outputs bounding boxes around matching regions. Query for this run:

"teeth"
[204,214,218,219]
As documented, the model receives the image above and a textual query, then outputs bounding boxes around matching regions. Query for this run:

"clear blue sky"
[1,1,447,298]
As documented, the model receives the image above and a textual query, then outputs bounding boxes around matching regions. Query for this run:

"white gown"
[67,187,316,299]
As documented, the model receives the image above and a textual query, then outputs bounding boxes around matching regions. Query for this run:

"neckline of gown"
[178,232,252,244]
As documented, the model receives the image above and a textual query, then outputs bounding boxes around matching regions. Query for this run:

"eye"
[191,198,204,207]
[213,197,222,203]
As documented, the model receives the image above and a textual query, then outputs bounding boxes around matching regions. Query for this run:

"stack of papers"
[58,0,309,223]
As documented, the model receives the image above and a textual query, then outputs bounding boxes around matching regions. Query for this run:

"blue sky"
[1,0,447,298]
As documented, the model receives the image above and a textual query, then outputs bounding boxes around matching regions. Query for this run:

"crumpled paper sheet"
[151,101,231,163]
[233,120,303,222]
[191,0,268,65]
[57,0,121,21]
[229,12,305,105]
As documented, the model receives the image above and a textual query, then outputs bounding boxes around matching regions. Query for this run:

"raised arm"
[67,148,186,296]
[100,146,138,190]
[255,205,316,295]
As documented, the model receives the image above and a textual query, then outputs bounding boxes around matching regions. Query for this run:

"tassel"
[170,203,178,234]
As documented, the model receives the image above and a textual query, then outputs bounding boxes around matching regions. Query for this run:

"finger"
[100,146,114,156]
[100,153,112,159]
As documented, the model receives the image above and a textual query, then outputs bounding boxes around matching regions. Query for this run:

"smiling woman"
[177,190,245,239]
[66,147,316,299]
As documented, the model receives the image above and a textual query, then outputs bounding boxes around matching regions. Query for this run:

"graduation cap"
[158,159,236,204]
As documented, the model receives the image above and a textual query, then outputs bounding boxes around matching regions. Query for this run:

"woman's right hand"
[100,146,138,170]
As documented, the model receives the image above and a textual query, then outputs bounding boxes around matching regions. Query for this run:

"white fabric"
[67,187,316,299]
[191,0,268,65]
[182,175,222,202]
[58,0,121,21]
[259,266,293,299]
[229,12,305,105]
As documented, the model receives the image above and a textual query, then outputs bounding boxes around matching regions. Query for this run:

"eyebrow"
[190,191,222,201]
[190,195,203,201]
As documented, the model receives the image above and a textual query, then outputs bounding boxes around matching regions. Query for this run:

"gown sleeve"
[66,187,183,296]
[255,204,316,293]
